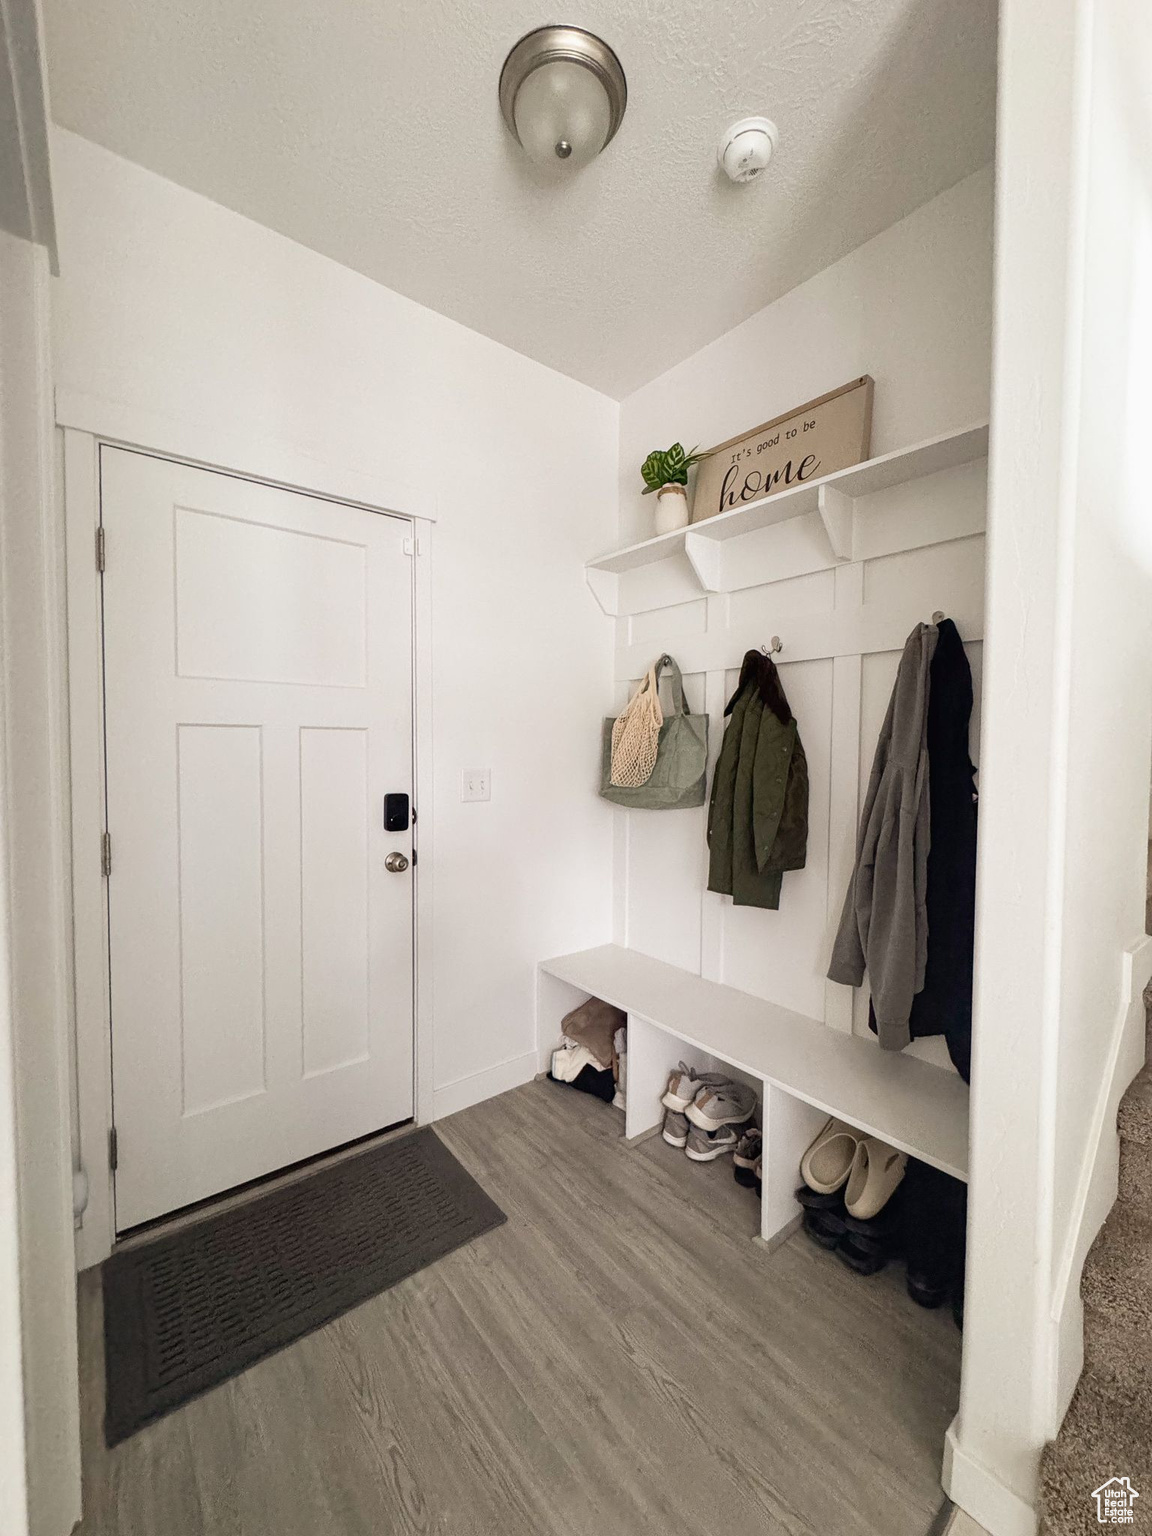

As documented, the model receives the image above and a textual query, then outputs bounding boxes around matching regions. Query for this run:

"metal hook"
[761,636,783,659]
[931,611,945,624]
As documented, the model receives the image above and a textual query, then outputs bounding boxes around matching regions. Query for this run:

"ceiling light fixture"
[499,26,627,170]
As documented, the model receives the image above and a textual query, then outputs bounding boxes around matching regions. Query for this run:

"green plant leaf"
[640,449,667,493]
[641,441,708,492]
[664,443,687,476]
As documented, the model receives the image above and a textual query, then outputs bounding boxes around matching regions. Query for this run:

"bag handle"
[655,654,688,716]
[637,665,661,705]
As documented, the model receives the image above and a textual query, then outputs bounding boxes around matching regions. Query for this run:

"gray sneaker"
[686,1080,758,1131]
[661,1109,689,1148]
[685,1122,742,1162]
[661,1061,728,1112]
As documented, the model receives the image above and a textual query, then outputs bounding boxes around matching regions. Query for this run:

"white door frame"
[60,404,436,1271]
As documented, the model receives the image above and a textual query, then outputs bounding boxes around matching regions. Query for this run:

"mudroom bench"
[537,945,969,1249]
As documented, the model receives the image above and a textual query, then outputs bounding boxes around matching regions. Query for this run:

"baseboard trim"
[432,1051,539,1121]
[925,1500,955,1536]
[943,1422,1037,1536]
[752,1212,803,1254]
[624,1124,661,1148]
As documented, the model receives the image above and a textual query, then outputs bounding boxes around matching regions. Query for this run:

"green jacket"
[707,675,809,910]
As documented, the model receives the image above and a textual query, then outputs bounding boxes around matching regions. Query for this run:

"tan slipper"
[844,1137,908,1220]
[799,1117,859,1194]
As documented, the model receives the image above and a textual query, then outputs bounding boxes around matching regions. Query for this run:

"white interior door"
[101,448,415,1230]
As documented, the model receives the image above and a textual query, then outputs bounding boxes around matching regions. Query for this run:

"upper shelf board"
[587,421,990,583]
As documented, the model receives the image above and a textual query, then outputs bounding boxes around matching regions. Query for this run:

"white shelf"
[585,422,989,614]
[587,526,692,575]
[540,944,969,1182]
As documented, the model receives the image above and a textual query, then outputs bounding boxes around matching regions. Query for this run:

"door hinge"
[95,526,106,572]
[403,535,423,557]
[101,832,112,877]
[108,1126,118,1172]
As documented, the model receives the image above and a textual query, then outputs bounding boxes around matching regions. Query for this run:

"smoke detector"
[717,117,778,183]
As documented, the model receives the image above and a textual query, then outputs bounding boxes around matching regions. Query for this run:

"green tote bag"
[599,655,709,809]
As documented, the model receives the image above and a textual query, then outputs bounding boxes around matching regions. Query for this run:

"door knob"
[385,851,409,873]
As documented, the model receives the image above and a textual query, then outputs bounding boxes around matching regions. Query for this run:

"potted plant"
[641,442,708,534]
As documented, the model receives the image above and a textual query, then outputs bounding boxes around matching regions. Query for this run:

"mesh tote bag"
[608,664,663,787]
[599,655,709,809]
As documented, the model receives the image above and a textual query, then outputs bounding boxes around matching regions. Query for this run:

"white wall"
[0,228,82,1536]
[612,168,993,1059]
[0,12,81,1531]
[606,497,987,1053]
[1051,0,1152,1310]
[950,1,1152,1532]
[0,820,28,1536]
[618,167,994,549]
[49,129,618,1148]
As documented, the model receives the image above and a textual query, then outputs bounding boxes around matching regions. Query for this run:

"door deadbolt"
[385,851,410,873]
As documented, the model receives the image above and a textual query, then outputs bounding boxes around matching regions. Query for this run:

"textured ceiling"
[42,0,997,398]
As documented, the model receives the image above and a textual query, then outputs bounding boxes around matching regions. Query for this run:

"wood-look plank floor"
[75,1080,960,1536]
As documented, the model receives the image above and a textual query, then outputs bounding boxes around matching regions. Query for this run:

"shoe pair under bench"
[659,1063,761,1184]
[797,1117,908,1276]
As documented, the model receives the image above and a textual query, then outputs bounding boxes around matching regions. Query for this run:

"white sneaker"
[612,1030,627,1111]
[550,1043,598,1083]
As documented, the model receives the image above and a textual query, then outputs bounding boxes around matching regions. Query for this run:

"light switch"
[461,768,491,803]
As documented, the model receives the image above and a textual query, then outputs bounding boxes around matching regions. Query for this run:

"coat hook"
[931,611,945,624]
[761,636,783,658]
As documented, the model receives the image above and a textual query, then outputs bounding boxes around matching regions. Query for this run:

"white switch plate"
[461,768,491,803]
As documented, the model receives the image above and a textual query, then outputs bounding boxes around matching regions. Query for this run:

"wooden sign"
[690,376,874,524]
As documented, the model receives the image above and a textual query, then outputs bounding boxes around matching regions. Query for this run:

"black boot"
[901,1159,967,1310]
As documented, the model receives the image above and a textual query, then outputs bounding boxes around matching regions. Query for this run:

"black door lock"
[384,793,410,832]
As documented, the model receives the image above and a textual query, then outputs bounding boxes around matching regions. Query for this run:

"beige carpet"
[1038,993,1152,1532]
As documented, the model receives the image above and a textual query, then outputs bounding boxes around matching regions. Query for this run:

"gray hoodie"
[828,622,937,1049]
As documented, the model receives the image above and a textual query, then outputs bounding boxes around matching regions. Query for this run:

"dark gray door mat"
[102,1127,505,1445]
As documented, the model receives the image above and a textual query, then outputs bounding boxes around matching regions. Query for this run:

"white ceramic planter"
[654,484,690,535]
